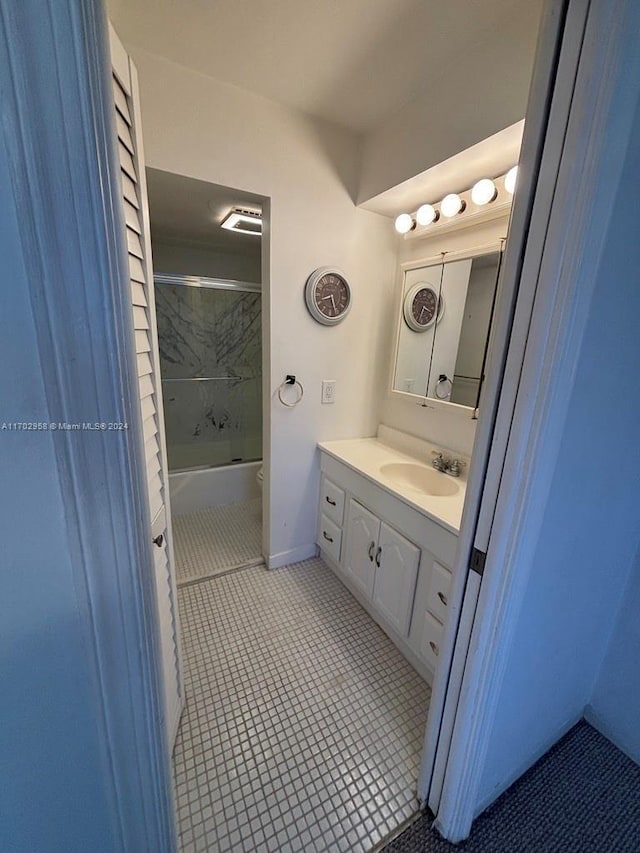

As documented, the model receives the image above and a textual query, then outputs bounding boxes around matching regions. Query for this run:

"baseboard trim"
[267,543,319,570]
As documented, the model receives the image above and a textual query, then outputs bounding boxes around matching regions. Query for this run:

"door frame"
[0,0,177,849]
[418,0,577,813]
[421,0,640,841]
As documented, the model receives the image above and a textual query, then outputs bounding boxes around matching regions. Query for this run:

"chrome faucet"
[431,450,465,477]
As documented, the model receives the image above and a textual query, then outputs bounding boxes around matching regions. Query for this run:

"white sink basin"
[379,462,460,497]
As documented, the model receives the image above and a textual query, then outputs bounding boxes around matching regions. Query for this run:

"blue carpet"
[383,721,640,852]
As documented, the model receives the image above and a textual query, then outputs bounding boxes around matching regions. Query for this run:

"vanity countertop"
[318,435,466,535]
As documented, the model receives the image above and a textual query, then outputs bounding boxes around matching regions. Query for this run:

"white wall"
[380,216,508,456]
[128,48,398,566]
[152,237,261,282]
[587,547,640,763]
[357,4,542,204]
[475,96,640,809]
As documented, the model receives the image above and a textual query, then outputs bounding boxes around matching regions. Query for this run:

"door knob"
[153,533,164,548]
[368,541,375,561]
[375,546,382,568]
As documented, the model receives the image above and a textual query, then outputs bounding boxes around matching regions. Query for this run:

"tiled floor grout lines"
[172,555,430,852]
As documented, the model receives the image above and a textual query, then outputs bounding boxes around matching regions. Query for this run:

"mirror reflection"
[393,250,502,408]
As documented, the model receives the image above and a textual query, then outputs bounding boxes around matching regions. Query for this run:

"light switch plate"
[322,380,336,404]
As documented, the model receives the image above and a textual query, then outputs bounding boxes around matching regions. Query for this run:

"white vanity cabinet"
[343,502,420,636]
[317,447,459,684]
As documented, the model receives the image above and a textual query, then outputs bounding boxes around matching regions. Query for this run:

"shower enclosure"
[155,275,262,496]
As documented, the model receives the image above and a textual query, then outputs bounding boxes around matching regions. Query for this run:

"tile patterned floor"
[173,498,263,584]
[173,558,430,852]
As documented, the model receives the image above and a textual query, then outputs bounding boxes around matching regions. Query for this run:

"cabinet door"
[373,522,420,636]
[344,500,380,599]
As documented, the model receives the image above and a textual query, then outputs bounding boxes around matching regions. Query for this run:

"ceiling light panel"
[221,209,262,236]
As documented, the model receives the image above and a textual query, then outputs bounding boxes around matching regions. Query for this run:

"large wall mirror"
[391,246,503,412]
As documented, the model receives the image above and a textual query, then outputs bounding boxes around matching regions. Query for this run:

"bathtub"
[169,460,261,515]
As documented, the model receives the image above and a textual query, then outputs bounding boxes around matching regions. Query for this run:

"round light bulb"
[394,213,414,234]
[416,204,438,226]
[440,193,465,218]
[471,178,497,206]
[505,166,518,195]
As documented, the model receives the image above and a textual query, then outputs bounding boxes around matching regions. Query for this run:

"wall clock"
[403,282,445,332]
[305,267,352,326]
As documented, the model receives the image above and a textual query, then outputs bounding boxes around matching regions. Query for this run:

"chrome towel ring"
[434,373,452,399]
[278,374,304,407]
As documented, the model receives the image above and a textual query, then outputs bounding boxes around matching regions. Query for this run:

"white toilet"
[256,466,263,493]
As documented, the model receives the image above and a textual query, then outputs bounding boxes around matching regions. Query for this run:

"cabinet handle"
[375,546,382,568]
[429,641,439,657]
[368,541,375,562]
[323,531,334,544]
[153,533,164,548]
[325,496,337,506]
[437,591,448,607]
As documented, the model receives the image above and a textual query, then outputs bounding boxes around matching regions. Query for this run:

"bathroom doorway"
[146,169,266,581]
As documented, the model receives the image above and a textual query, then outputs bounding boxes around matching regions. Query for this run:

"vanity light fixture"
[394,213,415,234]
[416,203,439,226]
[504,165,518,195]
[440,193,465,218]
[395,168,517,236]
[221,207,262,236]
[471,178,497,206]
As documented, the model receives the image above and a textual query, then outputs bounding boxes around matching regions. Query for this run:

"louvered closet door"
[109,24,184,750]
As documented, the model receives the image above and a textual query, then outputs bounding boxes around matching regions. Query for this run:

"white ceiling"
[108,0,541,134]
[146,168,263,254]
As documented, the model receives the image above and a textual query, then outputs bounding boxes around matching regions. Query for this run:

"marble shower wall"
[155,282,262,471]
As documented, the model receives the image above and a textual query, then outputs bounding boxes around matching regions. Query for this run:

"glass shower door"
[154,275,262,472]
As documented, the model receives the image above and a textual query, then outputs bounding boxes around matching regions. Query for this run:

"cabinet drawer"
[420,610,443,672]
[319,514,342,563]
[426,561,452,624]
[321,477,345,526]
